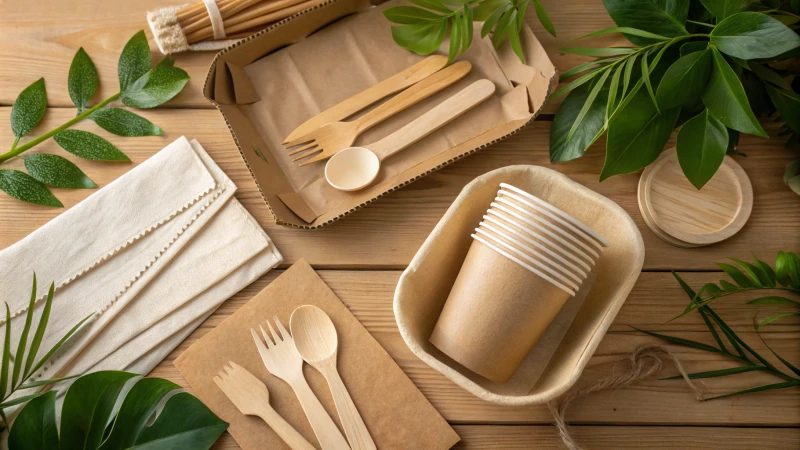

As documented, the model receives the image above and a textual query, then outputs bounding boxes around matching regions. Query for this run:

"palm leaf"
[641,52,659,111]
[560,47,637,56]
[565,67,611,143]
[661,365,761,380]
[23,283,54,379]
[747,296,800,307]
[18,375,78,390]
[755,329,800,377]
[12,274,37,390]
[574,26,671,41]
[26,313,93,379]
[0,305,10,400]
[756,311,800,329]
[0,391,49,409]
[633,327,724,354]
[704,381,800,401]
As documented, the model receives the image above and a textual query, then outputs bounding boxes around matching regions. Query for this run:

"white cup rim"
[471,233,576,296]
[499,183,610,247]
[482,215,589,278]
[494,196,600,259]
[477,223,584,285]
[485,210,594,272]
[489,202,596,266]
[498,189,604,253]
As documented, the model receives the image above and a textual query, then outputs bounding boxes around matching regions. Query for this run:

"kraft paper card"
[175,260,459,450]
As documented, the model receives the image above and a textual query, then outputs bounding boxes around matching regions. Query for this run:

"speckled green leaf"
[0,169,62,207]
[121,57,190,109]
[118,30,151,93]
[11,78,47,138]
[89,108,163,136]
[68,48,99,111]
[53,130,130,162]
[23,154,97,189]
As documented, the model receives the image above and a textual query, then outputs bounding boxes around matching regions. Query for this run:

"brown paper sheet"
[202,0,556,227]
[174,260,459,450]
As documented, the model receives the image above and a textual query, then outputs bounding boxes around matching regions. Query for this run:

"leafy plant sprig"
[384,0,556,64]
[8,371,228,449]
[551,0,800,192]
[0,30,190,207]
[0,274,91,431]
[638,270,800,401]
[673,251,800,328]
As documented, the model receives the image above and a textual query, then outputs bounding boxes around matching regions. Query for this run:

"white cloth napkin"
[0,137,282,401]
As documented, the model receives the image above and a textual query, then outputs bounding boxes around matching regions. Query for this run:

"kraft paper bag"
[0,137,282,415]
[175,260,460,450]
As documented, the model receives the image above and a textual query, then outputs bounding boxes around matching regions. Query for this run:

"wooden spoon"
[290,305,376,450]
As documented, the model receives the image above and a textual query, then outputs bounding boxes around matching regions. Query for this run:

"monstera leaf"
[8,371,227,450]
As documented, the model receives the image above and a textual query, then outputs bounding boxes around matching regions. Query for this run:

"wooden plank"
[0,0,615,113]
[211,425,800,449]
[150,271,800,426]
[1,108,797,270]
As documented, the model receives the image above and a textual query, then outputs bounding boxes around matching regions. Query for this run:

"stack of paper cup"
[429,183,609,383]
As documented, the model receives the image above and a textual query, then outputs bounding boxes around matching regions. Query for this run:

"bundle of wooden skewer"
[147,0,327,54]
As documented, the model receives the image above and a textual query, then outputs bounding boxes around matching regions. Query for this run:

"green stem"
[687,19,715,28]
[0,93,121,163]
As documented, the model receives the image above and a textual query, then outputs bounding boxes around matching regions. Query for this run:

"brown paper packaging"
[201,0,556,228]
[429,237,572,383]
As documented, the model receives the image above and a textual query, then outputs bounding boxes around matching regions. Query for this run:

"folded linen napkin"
[0,136,282,408]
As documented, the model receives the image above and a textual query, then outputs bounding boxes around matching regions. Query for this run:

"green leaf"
[765,84,800,134]
[717,262,756,287]
[473,0,506,21]
[392,22,446,55]
[409,0,451,14]
[0,304,10,400]
[118,30,151,93]
[481,4,509,38]
[656,49,712,110]
[756,329,800,376]
[10,78,47,138]
[532,0,556,37]
[575,26,671,41]
[621,54,638,99]
[68,48,99,111]
[641,51,659,111]
[383,5,444,24]
[560,47,637,56]
[12,274,37,390]
[491,8,517,48]
[606,63,624,121]
[98,376,227,449]
[551,66,609,98]
[756,311,800,329]
[601,90,680,180]
[710,12,800,60]
[23,282,54,378]
[676,109,728,189]
[731,257,772,287]
[53,130,131,162]
[0,170,61,207]
[121,57,190,109]
[662,365,761,379]
[602,0,689,45]
[23,154,96,189]
[17,375,78,390]
[0,391,50,409]
[462,5,473,52]
[550,84,608,162]
[747,296,800,307]
[699,0,751,20]
[447,14,462,64]
[89,107,163,136]
[702,48,767,137]
[6,391,57,450]
[59,371,139,449]
[750,62,792,91]
[634,327,724,354]
[680,41,708,56]
[752,253,777,287]
[26,313,92,379]
[704,381,800,400]
[560,61,603,82]
[566,68,611,143]
[507,19,525,63]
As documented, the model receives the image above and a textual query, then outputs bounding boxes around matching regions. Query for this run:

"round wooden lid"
[639,148,753,246]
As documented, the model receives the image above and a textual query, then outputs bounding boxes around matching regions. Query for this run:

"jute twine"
[547,344,704,450]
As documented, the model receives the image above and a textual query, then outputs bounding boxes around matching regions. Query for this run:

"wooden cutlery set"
[282,56,496,191]
[215,306,374,450]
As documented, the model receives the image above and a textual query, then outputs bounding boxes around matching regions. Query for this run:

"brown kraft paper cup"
[429,237,573,383]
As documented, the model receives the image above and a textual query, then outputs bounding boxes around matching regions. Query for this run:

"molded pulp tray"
[394,165,645,405]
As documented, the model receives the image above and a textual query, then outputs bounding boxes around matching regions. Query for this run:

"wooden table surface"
[1,1,799,448]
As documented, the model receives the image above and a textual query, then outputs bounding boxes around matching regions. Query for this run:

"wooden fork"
[252,316,351,450]
[285,60,472,166]
[213,361,315,450]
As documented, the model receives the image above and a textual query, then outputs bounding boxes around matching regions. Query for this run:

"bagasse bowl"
[393,165,645,405]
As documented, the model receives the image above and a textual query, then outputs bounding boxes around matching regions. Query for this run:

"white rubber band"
[203,0,227,40]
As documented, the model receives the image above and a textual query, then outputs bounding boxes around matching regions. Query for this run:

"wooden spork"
[285,60,472,166]
[213,361,315,450]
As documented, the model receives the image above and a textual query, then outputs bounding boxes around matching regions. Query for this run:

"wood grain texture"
[1,109,797,269]
[150,271,800,427]
[0,0,616,113]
